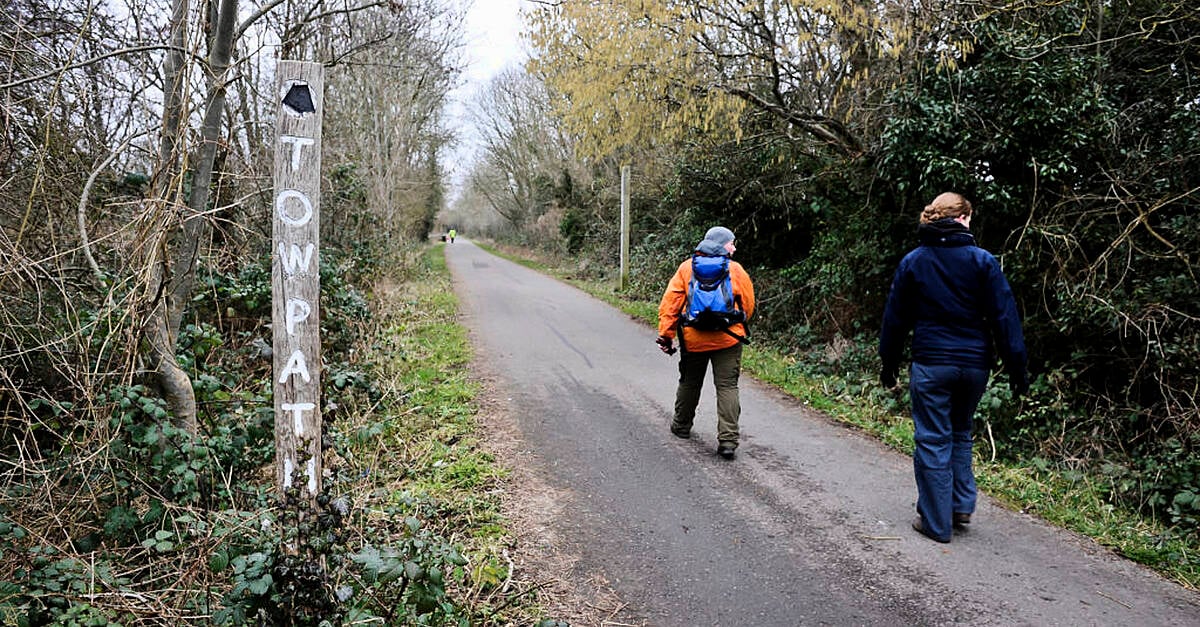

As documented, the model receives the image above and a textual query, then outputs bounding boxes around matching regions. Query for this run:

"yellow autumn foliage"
[528,0,963,161]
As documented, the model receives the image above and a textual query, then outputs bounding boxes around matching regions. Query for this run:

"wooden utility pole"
[272,61,324,500]
[620,164,631,290]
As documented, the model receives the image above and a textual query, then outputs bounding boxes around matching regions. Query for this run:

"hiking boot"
[953,512,972,528]
[670,423,691,439]
[911,517,951,543]
[717,443,736,460]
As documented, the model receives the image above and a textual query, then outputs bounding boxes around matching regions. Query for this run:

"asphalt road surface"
[445,239,1200,626]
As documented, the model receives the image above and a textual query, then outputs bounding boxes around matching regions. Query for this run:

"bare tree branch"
[0,45,189,90]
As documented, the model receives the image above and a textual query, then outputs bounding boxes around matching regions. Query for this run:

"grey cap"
[695,226,735,255]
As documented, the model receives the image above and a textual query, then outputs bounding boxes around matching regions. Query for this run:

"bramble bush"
[0,246,526,624]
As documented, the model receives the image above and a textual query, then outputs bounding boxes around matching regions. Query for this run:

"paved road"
[445,239,1200,626]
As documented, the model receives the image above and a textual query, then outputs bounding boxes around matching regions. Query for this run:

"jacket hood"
[918,218,975,247]
[695,240,730,256]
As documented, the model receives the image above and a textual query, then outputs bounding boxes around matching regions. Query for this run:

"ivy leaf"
[247,574,273,596]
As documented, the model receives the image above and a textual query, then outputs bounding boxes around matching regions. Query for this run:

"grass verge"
[331,244,559,623]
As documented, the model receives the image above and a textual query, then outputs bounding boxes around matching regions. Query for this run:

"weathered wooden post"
[272,61,323,500]
[619,164,631,290]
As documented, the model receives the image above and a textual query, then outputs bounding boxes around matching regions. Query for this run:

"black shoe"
[911,517,950,543]
[717,443,736,460]
[953,512,972,528]
[670,424,691,439]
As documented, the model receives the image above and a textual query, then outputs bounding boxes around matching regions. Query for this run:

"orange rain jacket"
[657,256,755,353]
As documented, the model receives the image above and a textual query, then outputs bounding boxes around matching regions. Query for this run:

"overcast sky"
[460,0,526,85]
[444,0,528,193]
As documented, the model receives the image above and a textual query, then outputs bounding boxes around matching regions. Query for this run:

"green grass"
[332,243,561,623]
[474,241,1200,590]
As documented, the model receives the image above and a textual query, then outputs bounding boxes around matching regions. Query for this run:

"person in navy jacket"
[879,192,1028,543]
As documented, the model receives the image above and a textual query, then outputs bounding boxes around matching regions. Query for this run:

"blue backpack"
[681,253,748,342]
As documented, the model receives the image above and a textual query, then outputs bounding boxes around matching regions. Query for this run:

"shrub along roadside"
[0,245,557,625]
[477,241,1199,591]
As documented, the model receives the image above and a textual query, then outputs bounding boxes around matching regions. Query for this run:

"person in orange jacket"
[656,226,755,459]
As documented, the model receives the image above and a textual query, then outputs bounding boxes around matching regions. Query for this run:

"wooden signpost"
[619,164,630,290]
[272,61,323,500]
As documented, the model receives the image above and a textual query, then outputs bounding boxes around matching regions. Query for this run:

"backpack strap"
[722,326,750,345]
[679,325,749,346]
[678,310,751,347]
[723,271,749,344]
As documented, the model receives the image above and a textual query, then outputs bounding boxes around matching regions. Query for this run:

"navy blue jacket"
[879,219,1027,381]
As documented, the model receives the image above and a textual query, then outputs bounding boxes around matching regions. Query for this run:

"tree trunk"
[143,0,239,434]
[168,0,239,340]
[143,0,198,433]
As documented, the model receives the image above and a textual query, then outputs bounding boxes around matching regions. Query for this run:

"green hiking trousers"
[672,343,743,447]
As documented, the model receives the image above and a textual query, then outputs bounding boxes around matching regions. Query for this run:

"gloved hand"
[880,367,898,389]
[656,335,676,355]
[1011,372,1029,398]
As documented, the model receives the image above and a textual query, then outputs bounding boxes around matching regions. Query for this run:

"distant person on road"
[879,192,1027,543]
[448,228,457,243]
[656,226,755,460]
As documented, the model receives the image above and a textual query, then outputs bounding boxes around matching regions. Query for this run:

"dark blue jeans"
[909,362,989,541]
